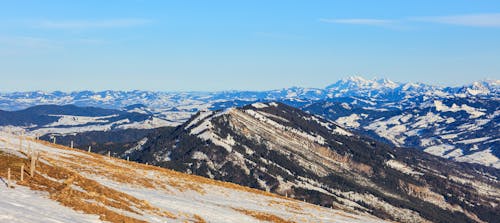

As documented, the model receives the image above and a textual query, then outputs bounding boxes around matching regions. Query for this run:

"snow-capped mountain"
[114,102,499,223]
[1,76,498,168]
[303,89,499,169]
[0,131,379,223]
[1,76,496,112]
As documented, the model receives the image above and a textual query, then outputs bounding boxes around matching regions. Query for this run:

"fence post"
[53,136,56,144]
[20,164,24,181]
[127,156,129,161]
[30,152,36,177]
[88,146,91,153]
[107,151,110,157]
[7,168,11,188]
[70,140,73,148]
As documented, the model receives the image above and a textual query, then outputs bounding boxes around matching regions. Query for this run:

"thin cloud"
[0,36,55,48]
[411,13,500,27]
[321,13,500,29]
[34,18,152,29]
[319,18,394,26]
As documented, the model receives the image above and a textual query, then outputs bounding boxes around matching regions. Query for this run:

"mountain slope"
[304,96,500,168]
[125,102,500,223]
[0,131,384,223]
[0,104,178,136]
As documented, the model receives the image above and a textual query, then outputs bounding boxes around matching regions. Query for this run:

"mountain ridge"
[1,76,497,111]
[1,77,498,168]
[119,102,499,223]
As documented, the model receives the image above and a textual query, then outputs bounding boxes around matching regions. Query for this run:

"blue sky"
[0,0,499,91]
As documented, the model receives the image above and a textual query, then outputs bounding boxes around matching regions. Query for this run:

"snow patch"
[434,100,485,118]
[251,102,268,109]
[336,114,361,128]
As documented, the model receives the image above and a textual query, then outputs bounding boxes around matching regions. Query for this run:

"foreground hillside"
[0,131,386,223]
[128,102,499,223]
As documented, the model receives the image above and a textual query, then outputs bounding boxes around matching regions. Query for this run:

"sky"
[0,0,499,92]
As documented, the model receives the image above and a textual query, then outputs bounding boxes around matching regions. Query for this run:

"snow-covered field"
[0,131,388,223]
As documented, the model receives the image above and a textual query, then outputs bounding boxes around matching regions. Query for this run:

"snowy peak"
[375,78,399,88]
[459,79,500,96]
[325,76,414,99]
[326,76,401,90]
[325,76,500,99]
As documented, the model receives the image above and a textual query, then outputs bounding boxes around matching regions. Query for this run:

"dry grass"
[233,208,296,223]
[268,200,303,213]
[30,137,290,200]
[192,214,207,223]
[10,137,319,223]
[0,151,176,223]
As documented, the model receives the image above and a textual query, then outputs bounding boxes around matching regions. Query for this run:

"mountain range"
[0,77,499,222]
[0,76,497,168]
[1,76,497,111]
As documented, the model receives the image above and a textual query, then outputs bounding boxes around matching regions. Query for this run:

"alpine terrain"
[0,77,498,168]
[119,102,500,223]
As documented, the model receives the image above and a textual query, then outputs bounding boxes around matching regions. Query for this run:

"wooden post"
[30,152,36,177]
[20,164,24,181]
[70,140,74,148]
[7,168,11,188]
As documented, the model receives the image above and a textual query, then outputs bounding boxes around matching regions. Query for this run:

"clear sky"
[0,0,499,91]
